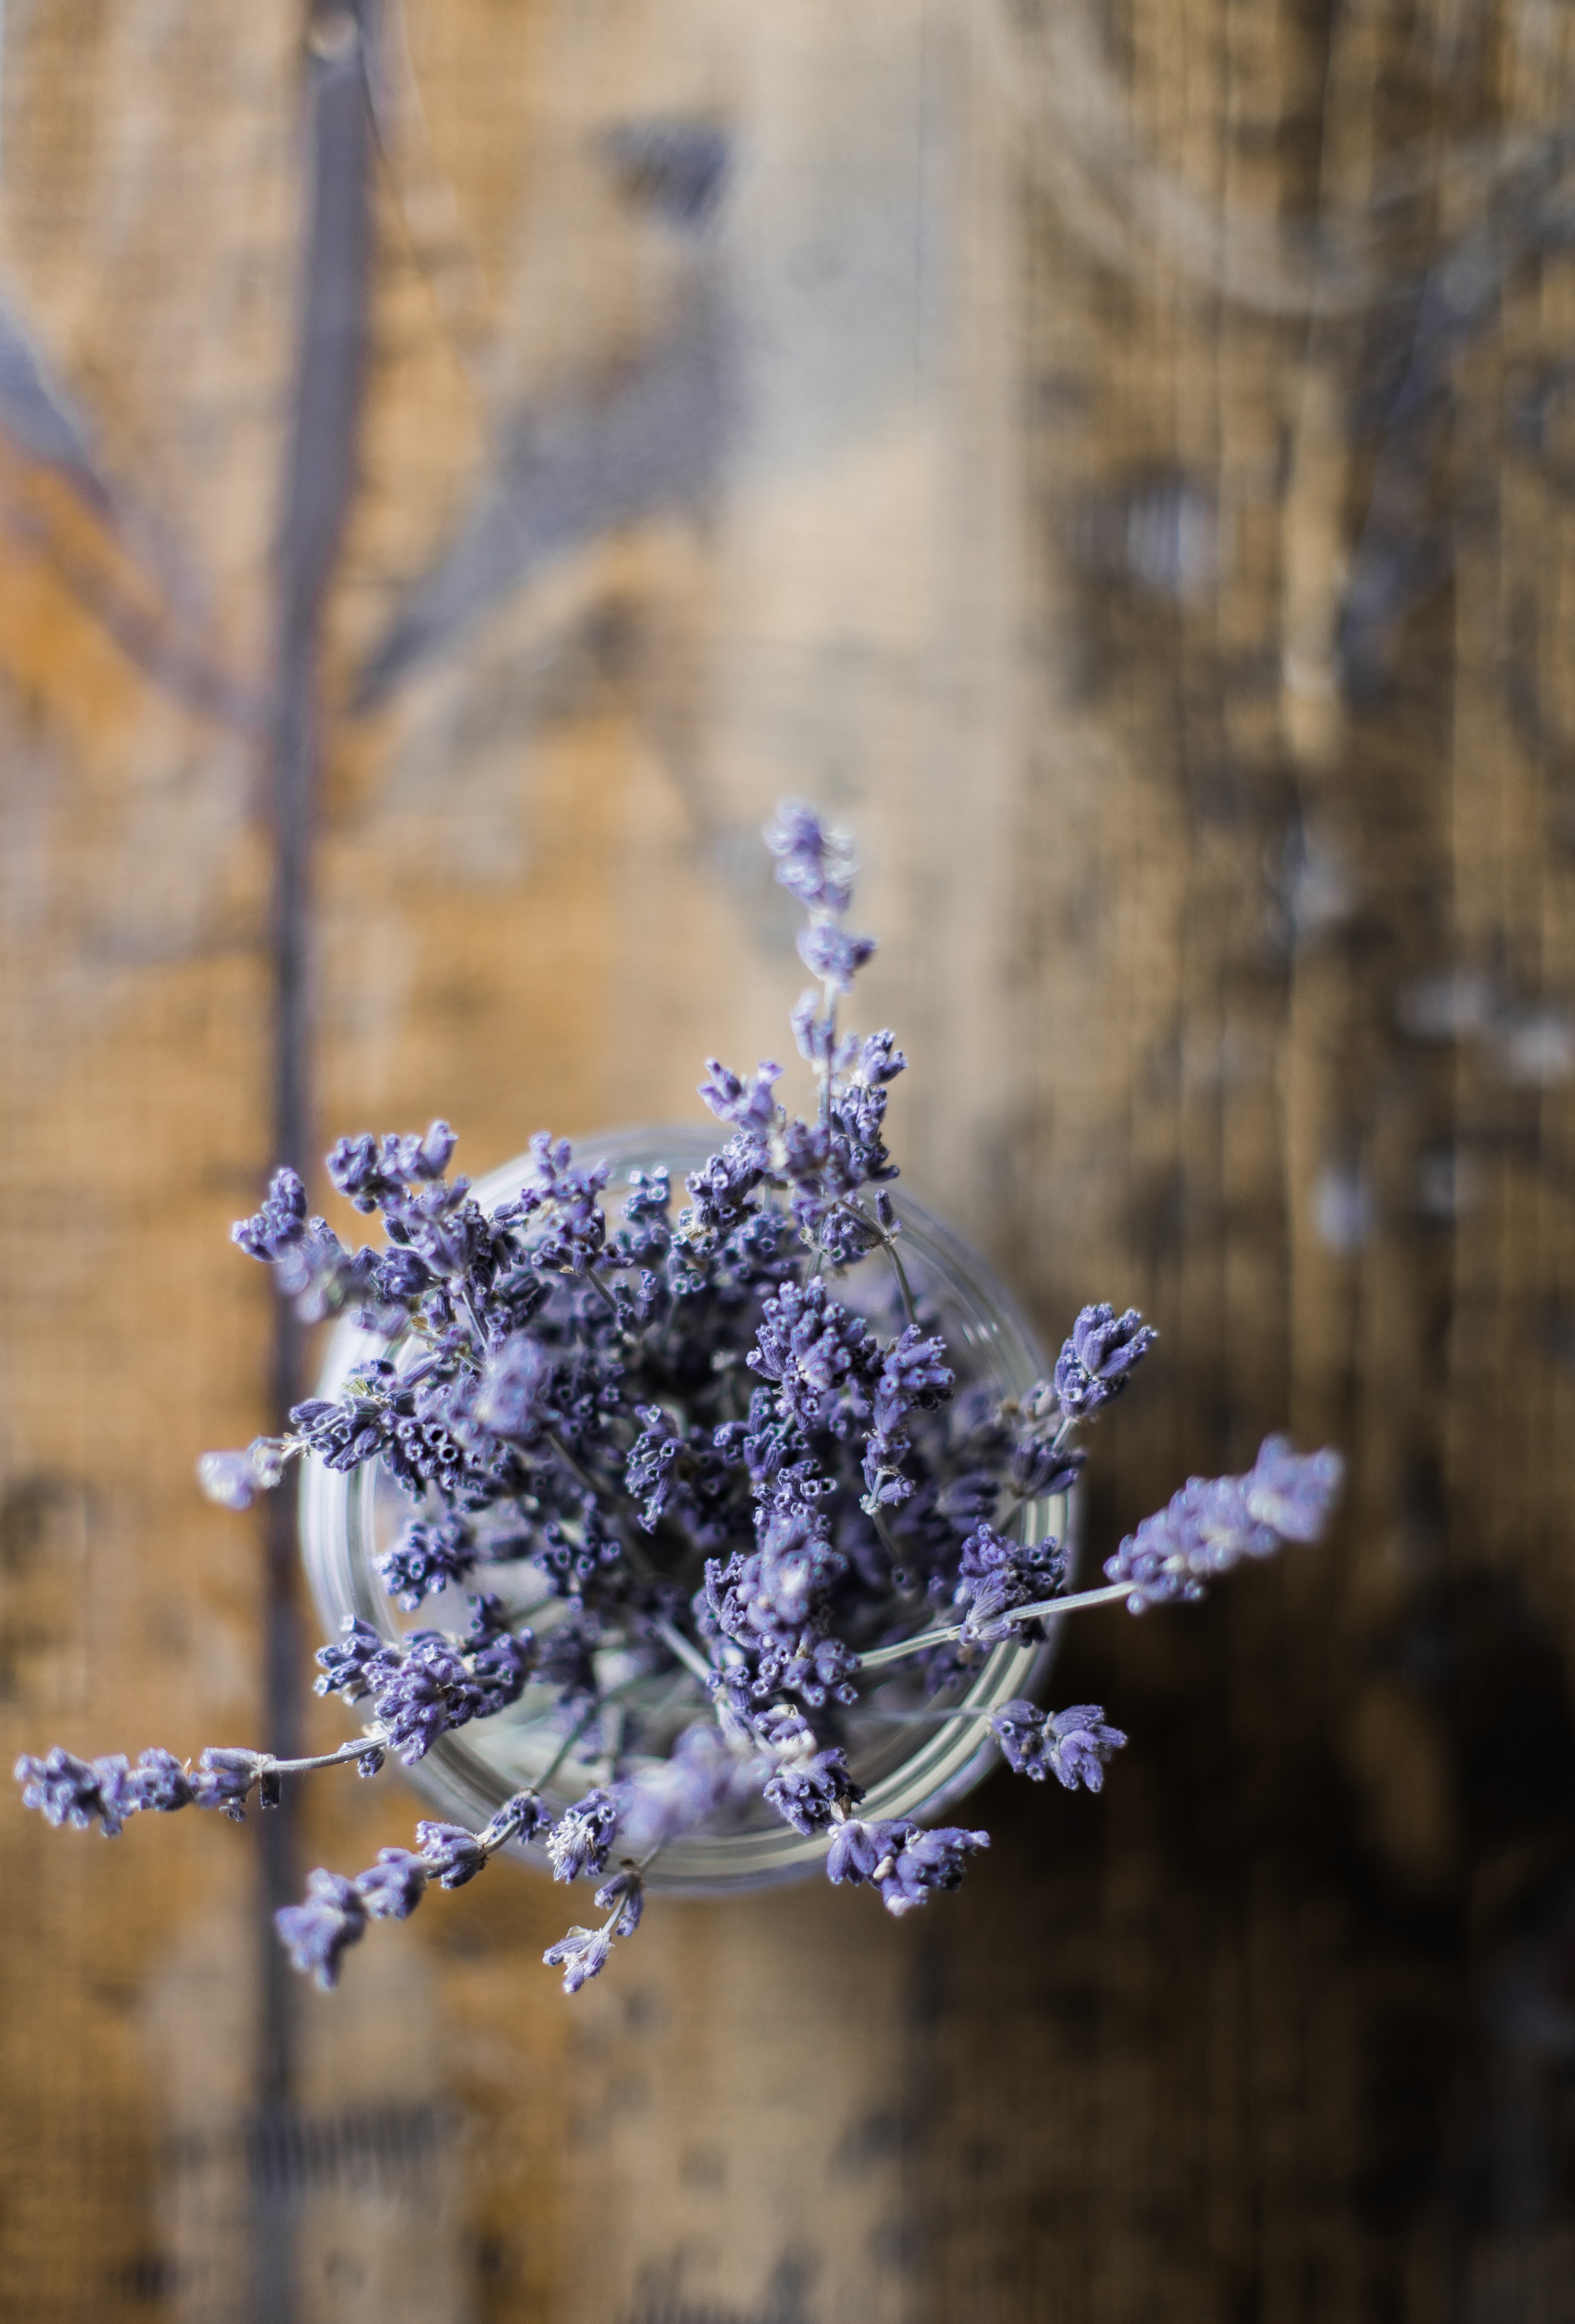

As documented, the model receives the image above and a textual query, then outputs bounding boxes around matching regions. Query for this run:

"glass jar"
[300,1126,1072,1895]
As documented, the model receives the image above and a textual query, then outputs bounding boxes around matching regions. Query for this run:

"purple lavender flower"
[375,1516,475,1609]
[826,1817,886,1886]
[988,1700,1126,1789]
[355,1848,429,1920]
[546,1789,619,1882]
[269,1220,384,1325]
[484,1791,553,1849]
[314,1615,388,1704]
[125,1747,196,1814]
[474,1337,554,1446]
[747,1279,879,1438]
[1104,1436,1344,1610]
[1244,1435,1346,1541]
[625,1406,685,1531]
[698,1059,782,1138]
[14,1748,136,1837]
[326,1126,455,1214]
[763,1747,863,1836]
[232,1167,309,1260]
[191,1748,264,1820]
[543,1923,613,1994]
[288,1392,389,1474]
[826,1818,989,1913]
[195,1451,260,1511]
[313,1598,532,1765]
[764,801,856,914]
[701,1509,859,1708]
[1008,1438,1085,1501]
[682,1135,766,1247]
[594,1865,644,1935]
[797,920,877,993]
[1052,1304,1158,1418]
[873,1824,989,1914]
[415,1821,490,1888]
[275,1870,367,1989]
[372,1634,482,1763]
[988,1700,1052,1778]
[790,990,833,1066]
[953,1522,1068,1642]
[862,1325,955,1508]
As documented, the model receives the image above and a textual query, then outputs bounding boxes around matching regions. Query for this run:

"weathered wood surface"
[4,3,1575,2319]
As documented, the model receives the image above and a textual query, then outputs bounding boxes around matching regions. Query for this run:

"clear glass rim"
[299,1123,1071,1896]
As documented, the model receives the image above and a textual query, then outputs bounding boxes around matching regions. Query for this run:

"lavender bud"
[593,1864,644,1935]
[190,1748,262,1821]
[763,800,856,915]
[1052,1303,1158,1418]
[546,1789,619,1883]
[542,1923,612,1994]
[797,920,877,993]
[275,1870,367,1989]
[414,1821,489,1888]
[125,1747,194,1814]
[14,1747,136,1837]
[355,1848,429,1920]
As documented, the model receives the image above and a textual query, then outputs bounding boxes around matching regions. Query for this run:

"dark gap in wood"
[254,8,377,2321]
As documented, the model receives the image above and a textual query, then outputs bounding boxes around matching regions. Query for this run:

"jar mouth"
[300,1123,1068,1896]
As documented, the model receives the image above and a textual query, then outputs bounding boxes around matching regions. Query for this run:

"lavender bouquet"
[16,806,1343,1995]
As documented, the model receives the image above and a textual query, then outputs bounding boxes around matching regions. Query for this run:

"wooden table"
[4,6,1575,2318]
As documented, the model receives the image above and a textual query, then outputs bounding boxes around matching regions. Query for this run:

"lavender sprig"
[276,1791,547,1989]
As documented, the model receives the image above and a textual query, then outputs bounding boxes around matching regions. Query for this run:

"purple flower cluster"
[16,802,1346,1999]
[826,1818,990,1915]
[276,1790,547,1988]
[988,1700,1127,1789]
[12,1743,282,1835]
[1104,1436,1345,1610]
[312,1597,534,1763]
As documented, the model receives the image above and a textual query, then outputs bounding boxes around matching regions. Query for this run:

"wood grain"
[4,3,1575,2320]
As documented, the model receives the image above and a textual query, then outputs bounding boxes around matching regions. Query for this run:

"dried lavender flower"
[762,1747,862,1836]
[594,1863,645,1935]
[275,1871,367,1989]
[190,1748,265,1821]
[542,1923,613,1994]
[826,1817,990,1915]
[988,1700,1127,1790]
[14,1748,137,1837]
[1052,1303,1158,1417]
[1104,1436,1345,1611]
[355,1848,429,1920]
[547,1789,620,1883]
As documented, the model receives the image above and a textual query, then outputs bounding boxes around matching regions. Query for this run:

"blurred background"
[4,2,1575,2318]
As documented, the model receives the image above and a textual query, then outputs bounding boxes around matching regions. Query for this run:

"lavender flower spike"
[1053,1303,1158,1418]
[14,1747,137,1837]
[1104,1436,1344,1611]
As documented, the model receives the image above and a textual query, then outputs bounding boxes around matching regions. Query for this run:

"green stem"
[853,1579,1134,1673]
[652,1615,717,1687]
